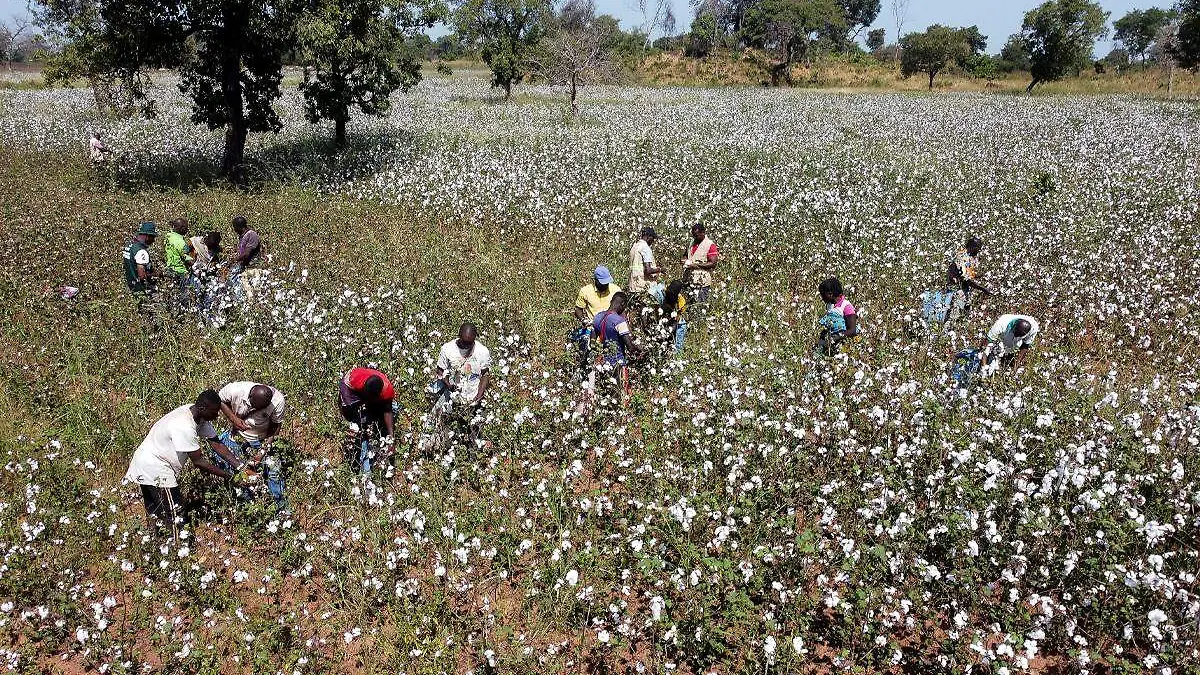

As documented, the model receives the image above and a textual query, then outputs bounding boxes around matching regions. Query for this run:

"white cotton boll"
[566,569,579,586]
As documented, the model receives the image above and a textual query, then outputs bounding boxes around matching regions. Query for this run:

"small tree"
[455,0,551,100]
[1021,0,1109,92]
[684,13,719,57]
[1102,46,1130,71]
[297,0,444,148]
[1,14,33,73]
[530,0,622,114]
[866,27,885,52]
[898,24,969,89]
[739,0,844,85]
[1113,7,1173,65]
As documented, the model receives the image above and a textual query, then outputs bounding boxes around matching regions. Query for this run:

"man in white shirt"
[218,382,288,510]
[434,323,492,407]
[628,227,663,294]
[124,390,246,530]
[982,314,1040,370]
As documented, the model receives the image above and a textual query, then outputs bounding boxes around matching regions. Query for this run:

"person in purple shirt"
[228,215,261,301]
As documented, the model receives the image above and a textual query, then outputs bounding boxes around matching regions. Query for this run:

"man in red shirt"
[338,367,396,474]
[682,223,720,304]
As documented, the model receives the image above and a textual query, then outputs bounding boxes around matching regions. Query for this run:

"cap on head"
[594,266,614,285]
[136,222,159,238]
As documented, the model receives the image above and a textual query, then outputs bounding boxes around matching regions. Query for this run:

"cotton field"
[0,75,1198,673]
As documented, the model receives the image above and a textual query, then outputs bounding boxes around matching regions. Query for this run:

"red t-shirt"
[344,367,394,402]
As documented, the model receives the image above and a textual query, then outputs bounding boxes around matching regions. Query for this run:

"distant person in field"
[123,222,160,306]
[123,390,247,531]
[230,216,262,299]
[189,231,221,277]
[815,277,859,355]
[573,266,622,364]
[659,280,688,355]
[217,382,288,510]
[591,291,639,399]
[628,227,664,295]
[946,236,990,321]
[89,131,111,166]
[981,314,1040,370]
[682,223,719,304]
[339,367,396,472]
[433,323,493,409]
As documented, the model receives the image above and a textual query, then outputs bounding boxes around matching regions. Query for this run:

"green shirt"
[163,231,192,275]
[123,240,153,292]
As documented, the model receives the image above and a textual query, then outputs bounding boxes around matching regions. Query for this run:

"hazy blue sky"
[0,0,1166,56]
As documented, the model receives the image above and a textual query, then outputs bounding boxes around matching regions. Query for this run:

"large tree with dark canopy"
[1173,0,1200,69]
[739,0,842,85]
[454,0,551,99]
[898,24,969,89]
[1113,7,1173,64]
[1020,0,1108,92]
[297,0,444,148]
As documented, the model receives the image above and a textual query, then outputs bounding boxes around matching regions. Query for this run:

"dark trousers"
[139,484,185,528]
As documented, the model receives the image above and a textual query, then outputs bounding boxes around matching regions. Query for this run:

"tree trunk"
[504,80,512,101]
[1168,64,1175,96]
[334,115,347,149]
[569,73,578,116]
[1025,77,1039,94]
[928,70,935,90]
[219,43,248,183]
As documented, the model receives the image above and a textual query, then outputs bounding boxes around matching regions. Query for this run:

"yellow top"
[576,283,622,318]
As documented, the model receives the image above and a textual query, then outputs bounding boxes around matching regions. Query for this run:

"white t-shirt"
[436,341,492,402]
[133,247,150,266]
[628,240,656,293]
[124,405,217,488]
[987,314,1040,356]
[218,382,285,441]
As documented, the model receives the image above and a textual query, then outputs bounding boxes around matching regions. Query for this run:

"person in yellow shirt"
[572,266,621,369]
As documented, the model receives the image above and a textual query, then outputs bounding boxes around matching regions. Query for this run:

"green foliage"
[1112,7,1173,64]
[999,33,1032,72]
[740,0,844,85]
[454,0,551,98]
[898,24,970,89]
[685,13,720,57]
[296,0,445,148]
[865,27,885,52]
[1021,0,1109,91]
[1102,46,1130,70]
[1177,0,1200,70]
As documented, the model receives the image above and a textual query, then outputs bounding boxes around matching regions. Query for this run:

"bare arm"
[844,314,858,339]
[220,402,250,431]
[188,449,233,480]
[1012,347,1032,370]
[574,306,590,325]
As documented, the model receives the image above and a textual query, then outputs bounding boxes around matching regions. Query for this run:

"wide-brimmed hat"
[594,265,614,284]
[136,222,159,237]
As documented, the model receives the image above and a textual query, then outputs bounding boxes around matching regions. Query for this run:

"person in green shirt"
[163,218,198,306]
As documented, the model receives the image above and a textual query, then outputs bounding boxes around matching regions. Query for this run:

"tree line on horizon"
[10,0,1200,181]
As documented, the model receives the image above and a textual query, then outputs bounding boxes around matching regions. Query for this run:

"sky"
[0,0,1166,57]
